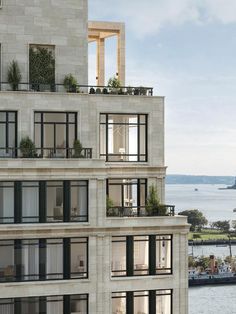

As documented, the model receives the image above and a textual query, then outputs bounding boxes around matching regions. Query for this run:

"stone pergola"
[88,21,125,86]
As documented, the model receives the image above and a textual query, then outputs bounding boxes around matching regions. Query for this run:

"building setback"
[0,1,189,313]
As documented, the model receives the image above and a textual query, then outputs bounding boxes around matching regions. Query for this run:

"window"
[0,180,88,224]
[112,290,172,314]
[0,294,88,314]
[0,237,88,282]
[100,114,147,162]
[111,235,172,277]
[0,111,17,157]
[107,179,147,216]
[34,112,77,158]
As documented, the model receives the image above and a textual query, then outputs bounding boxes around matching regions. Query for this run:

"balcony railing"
[0,82,153,96]
[106,205,175,217]
[0,147,92,159]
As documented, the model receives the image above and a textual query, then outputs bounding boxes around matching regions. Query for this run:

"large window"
[107,179,147,216]
[100,114,147,162]
[0,237,88,282]
[111,235,172,277]
[0,180,88,224]
[0,294,88,314]
[0,111,17,157]
[34,112,77,158]
[112,290,172,314]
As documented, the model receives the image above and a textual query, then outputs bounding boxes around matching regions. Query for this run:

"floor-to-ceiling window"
[111,235,172,277]
[0,180,88,224]
[0,294,88,314]
[0,111,17,157]
[34,112,77,158]
[107,179,147,216]
[0,237,88,282]
[112,290,172,314]
[100,114,147,162]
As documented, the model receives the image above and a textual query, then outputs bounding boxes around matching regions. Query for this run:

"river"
[166,184,236,314]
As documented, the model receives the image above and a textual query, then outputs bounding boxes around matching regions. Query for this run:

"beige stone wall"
[0,0,88,84]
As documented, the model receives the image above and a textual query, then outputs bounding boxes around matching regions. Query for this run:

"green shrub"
[7,60,21,91]
[73,139,83,158]
[63,74,78,92]
[19,137,36,158]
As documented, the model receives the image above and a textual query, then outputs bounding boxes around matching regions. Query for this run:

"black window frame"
[34,111,77,158]
[111,235,172,277]
[112,290,173,314]
[0,237,88,283]
[0,294,89,314]
[100,113,148,162]
[0,111,17,157]
[106,178,147,217]
[0,180,88,224]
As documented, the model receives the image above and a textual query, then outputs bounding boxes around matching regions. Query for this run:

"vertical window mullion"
[149,290,156,314]
[137,179,140,216]
[14,240,22,282]
[66,113,69,158]
[14,298,21,314]
[63,181,70,222]
[63,295,71,314]
[106,114,109,161]
[126,292,133,314]
[14,182,22,223]
[145,114,148,162]
[149,235,156,275]
[39,296,46,314]
[63,238,71,279]
[15,112,18,157]
[39,181,46,223]
[126,236,133,276]
[137,114,140,162]
[39,239,46,280]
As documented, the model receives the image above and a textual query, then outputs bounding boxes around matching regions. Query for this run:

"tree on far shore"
[211,220,230,233]
[178,209,208,232]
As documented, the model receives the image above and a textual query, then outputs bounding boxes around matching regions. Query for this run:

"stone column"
[97,38,105,86]
[117,25,126,85]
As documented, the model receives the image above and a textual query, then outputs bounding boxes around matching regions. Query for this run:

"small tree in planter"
[107,76,121,94]
[146,185,167,216]
[63,74,78,93]
[7,60,22,91]
[106,196,115,216]
[73,139,83,158]
[19,137,37,158]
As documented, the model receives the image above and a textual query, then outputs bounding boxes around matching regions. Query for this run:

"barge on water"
[189,274,236,286]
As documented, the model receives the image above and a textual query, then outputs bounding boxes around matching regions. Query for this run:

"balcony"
[0,82,153,96]
[0,147,92,159]
[106,205,175,217]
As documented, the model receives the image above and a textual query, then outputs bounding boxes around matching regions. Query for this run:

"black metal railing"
[106,205,175,217]
[0,147,92,159]
[0,82,154,96]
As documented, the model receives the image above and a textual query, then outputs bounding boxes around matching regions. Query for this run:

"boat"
[219,177,236,190]
[233,208,236,213]
[194,188,198,191]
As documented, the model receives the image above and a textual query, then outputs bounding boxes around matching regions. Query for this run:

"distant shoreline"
[166,175,234,185]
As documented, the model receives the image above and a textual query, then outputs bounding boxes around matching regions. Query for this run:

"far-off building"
[0,1,189,313]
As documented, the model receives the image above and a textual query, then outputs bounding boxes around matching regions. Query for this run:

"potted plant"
[146,185,167,216]
[7,60,22,91]
[107,76,121,94]
[19,137,37,158]
[63,74,78,92]
[73,139,83,158]
[106,196,115,216]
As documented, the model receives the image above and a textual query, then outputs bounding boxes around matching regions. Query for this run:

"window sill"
[110,274,173,281]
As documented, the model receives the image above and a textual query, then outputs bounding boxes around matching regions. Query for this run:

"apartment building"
[0,1,189,313]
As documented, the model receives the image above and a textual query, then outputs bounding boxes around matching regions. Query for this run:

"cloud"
[89,0,236,36]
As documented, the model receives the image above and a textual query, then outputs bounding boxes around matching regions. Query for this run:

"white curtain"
[47,299,63,314]
[0,185,14,222]
[0,302,14,314]
[46,242,63,279]
[22,241,39,280]
[22,184,39,222]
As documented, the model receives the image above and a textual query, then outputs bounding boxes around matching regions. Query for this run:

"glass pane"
[44,125,54,148]
[0,182,14,223]
[8,113,16,122]
[139,125,146,156]
[46,182,63,222]
[0,124,6,147]
[0,241,14,281]
[46,239,63,279]
[156,295,171,314]
[34,124,41,148]
[123,182,137,208]
[69,113,76,123]
[44,113,66,123]
[47,296,63,314]
[100,114,106,123]
[71,240,87,278]
[109,185,122,207]
[100,124,106,157]
[0,112,6,122]
[34,113,41,123]
[140,115,146,124]
[134,236,149,275]
[8,124,15,148]
[70,295,88,314]
[55,124,66,157]
[22,240,39,281]
[134,294,149,314]
[156,237,171,274]
[112,295,126,314]
[112,241,126,276]
[21,297,40,314]
[22,182,39,223]
[69,124,75,148]
[70,183,87,222]
[0,299,14,314]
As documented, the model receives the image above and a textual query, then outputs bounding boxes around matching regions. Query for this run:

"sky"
[88,0,236,176]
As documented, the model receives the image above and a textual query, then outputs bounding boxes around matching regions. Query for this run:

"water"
[166,184,236,314]
[166,184,236,222]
